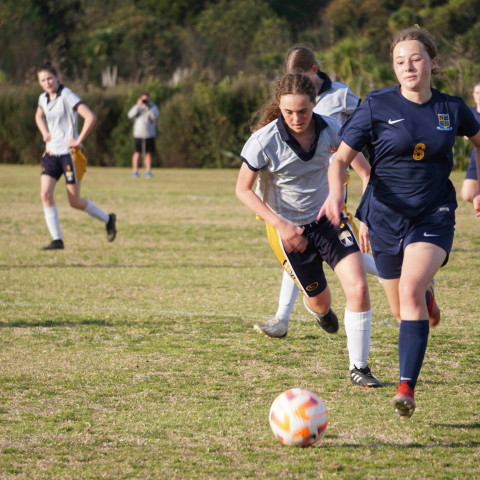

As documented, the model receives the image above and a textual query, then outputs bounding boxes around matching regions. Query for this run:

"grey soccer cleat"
[254,317,289,338]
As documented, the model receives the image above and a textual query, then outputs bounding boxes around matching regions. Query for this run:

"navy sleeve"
[340,98,373,152]
[457,99,480,138]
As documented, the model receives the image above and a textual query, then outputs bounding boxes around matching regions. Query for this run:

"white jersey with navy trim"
[38,85,82,155]
[341,85,480,237]
[240,113,341,226]
[314,72,361,126]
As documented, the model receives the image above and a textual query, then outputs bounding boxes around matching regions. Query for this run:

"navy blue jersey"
[341,85,480,237]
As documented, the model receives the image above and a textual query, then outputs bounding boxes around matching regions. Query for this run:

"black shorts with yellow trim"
[41,148,87,184]
[265,213,361,297]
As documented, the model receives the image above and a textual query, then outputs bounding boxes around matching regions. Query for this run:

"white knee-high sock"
[344,308,371,370]
[44,205,62,240]
[84,200,109,223]
[275,269,299,321]
[363,253,379,277]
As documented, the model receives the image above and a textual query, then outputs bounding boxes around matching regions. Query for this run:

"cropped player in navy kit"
[35,63,116,250]
[461,83,480,202]
[321,26,480,417]
[236,73,383,388]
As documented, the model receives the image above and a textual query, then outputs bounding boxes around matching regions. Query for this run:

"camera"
[142,98,149,105]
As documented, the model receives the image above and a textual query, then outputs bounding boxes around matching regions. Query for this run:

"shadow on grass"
[433,423,480,429]
[316,439,480,449]
[0,319,112,328]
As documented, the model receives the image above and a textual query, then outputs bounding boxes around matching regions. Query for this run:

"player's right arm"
[235,162,307,253]
[319,140,359,225]
[35,106,51,143]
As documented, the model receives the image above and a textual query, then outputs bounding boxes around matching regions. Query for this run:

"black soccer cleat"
[350,365,384,388]
[315,308,339,334]
[41,239,64,250]
[106,213,117,242]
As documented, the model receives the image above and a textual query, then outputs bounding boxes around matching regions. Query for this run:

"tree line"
[1,0,480,167]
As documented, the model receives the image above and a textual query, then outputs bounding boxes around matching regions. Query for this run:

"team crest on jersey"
[338,230,354,247]
[437,114,452,131]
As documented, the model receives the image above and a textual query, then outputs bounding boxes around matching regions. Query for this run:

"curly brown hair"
[251,73,316,132]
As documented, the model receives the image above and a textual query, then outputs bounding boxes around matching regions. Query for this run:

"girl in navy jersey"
[35,63,116,250]
[321,26,480,417]
[461,82,480,202]
[236,73,383,388]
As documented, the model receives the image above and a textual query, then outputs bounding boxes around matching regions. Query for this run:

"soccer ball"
[269,388,328,447]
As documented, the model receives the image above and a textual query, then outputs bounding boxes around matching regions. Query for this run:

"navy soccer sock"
[398,320,430,389]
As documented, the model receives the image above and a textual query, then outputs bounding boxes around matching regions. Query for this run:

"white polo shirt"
[314,73,361,126]
[240,113,341,226]
[38,85,82,155]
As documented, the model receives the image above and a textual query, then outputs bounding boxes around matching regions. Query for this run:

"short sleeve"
[344,88,361,115]
[340,98,373,152]
[63,88,83,111]
[457,99,480,138]
[240,134,269,171]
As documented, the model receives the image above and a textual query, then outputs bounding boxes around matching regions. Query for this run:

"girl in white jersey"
[35,63,116,249]
[255,47,382,339]
[236,73,383,388]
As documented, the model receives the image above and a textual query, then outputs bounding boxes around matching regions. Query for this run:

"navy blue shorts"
[465,153,478,180]
[266,213,360,297]
[370,206,455,279]
[134,137,155,154]
[41,149,87,184]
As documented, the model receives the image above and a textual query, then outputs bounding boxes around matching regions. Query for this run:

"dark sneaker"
[106,213,116,242]
[41,239,64,250]
[316,308,339,334]
[254,317,288,338]
[350,365,384,388]
[393,381,415,418]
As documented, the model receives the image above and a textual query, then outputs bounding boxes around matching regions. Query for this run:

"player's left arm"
[467,129,480,216]
[349,152,371,252]
[66,103,97,149]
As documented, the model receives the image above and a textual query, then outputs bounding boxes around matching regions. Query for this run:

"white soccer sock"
[84,200,109,223]
[363,253,379,277]
[44,205,62,240]
[344,308,371,370]
[275,269,299,321]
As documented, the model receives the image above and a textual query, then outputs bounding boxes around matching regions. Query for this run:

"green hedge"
[0,75,268,168]
[0,76,473,169]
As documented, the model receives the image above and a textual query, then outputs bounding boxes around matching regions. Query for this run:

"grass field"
[0,165,479,479]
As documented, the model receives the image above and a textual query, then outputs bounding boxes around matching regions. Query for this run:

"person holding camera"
[127,93,159,178]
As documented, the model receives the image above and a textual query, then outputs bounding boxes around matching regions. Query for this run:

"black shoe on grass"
[106,213,116,242]
[350,365,384,388]
[316,308,339,334]
[41,239,64,250]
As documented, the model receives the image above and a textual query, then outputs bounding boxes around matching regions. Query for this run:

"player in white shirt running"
[35,63,116,250]
[236,73,383,387]
[254,46,382,341]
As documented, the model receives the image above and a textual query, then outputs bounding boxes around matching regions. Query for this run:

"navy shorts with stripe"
[41,151,84,184]
[266,213,360,297]
[370,206,455,279]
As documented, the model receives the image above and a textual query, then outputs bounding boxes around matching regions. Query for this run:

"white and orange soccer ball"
[269,388,328,447]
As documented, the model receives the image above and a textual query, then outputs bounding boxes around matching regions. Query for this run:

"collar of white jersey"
[316,71,332,95]
[277,112,329,162]
[45,84,65,103]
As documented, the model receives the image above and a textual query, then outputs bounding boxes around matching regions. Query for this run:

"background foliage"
[1,0,480,167]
